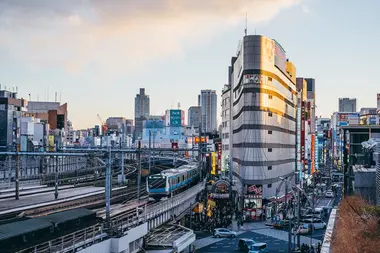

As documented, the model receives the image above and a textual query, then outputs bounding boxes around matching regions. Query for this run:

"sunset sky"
[0,0,379,128]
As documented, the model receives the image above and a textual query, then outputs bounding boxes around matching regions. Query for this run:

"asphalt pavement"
[196,231,289,253]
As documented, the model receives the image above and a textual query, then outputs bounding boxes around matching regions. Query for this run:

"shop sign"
[209,193,230,199]
[245,185,262,197]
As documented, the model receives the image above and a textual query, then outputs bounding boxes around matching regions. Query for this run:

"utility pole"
[137,140,142,200]
[198,122,202,181]
[121,152,125,184]
[149,130,152,175]
[105,144,111,224]
[297,191,301,248]
[15,152,20,200]
[54,156,59,199]
[285,181,292,253]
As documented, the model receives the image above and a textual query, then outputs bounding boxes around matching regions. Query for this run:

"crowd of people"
[300,242,322,253]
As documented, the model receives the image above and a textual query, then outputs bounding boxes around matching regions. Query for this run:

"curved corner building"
[230,35,297,202]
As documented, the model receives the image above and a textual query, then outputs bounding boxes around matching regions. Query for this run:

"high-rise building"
[134,88,150,140]
[188,106,201,128]
[200,90,217,133]
[339,98,356,113]
[0,89,27,151]
[227,35,297,210]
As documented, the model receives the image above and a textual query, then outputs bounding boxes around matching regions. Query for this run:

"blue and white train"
[147,164,199,200]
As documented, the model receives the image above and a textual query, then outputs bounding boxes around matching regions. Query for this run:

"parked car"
[213,228,237,238]
[312,208,326,219]
[238,238,256,252]
[294,224,312,235]
[325,190,335,198]
[249,243,268,253]
[301,218,326,230]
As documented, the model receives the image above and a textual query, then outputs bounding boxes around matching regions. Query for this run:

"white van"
[312,208,325,219]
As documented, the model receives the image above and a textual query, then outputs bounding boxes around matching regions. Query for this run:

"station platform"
[0,186,104,211]
[0,184,46,194]
[0,185,76,199]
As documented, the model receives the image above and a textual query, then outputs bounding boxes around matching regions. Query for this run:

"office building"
[339,98,357,113]
[228,35,297,212]
[0,89,27,151]
[188,106,201,128]
[221,84,231,171]
[134,88,150,140]
[200,90,217,133]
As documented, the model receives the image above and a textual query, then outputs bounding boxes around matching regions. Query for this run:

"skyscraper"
[134,88,150,140]
[188,106,201,128]
[200,90,217,133]
[339,98,357,112]
[227,35,297,207]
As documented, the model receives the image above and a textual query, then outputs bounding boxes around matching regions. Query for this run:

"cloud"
[301,4,310,13]
[0,0,303,75]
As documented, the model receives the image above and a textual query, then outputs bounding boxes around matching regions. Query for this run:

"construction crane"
[97,114,108,135]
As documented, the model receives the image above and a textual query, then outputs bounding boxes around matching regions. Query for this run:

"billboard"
[377,93,380,114]
[217,142,222,175]
[301,102,305,162]
[274,40,287,73]
[244,184,263,199]
[170,110,182,127]
[338,113,360,126]
[211,152,217,175]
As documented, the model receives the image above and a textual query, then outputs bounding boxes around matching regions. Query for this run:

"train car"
[0,208,100,253]
[37,208,99,236]
[0,218,54,253]
[147,164,199,200]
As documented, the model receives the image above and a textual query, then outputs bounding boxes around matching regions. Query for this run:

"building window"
[268,112,273,117]
[268,184,272,188]
[268,130,272,135]
[268,95,273,99]
[268,166,272,170]
[268,148,272,152]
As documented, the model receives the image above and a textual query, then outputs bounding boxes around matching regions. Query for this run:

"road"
[196,231,290,253]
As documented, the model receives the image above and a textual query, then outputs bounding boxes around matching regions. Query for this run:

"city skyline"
[1,0,380,128]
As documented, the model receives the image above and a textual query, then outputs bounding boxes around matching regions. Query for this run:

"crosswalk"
[193,228,322,250]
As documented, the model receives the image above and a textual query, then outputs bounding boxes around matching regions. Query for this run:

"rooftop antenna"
[55,92,57,102]
[245,13,247,36]
[178,102,181,109]
[29,93,31,101]
[16,86,18,94]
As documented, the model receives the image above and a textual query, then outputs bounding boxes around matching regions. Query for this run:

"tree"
[333,196,380,253]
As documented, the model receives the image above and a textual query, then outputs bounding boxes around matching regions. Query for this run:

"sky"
[0,0,379,129]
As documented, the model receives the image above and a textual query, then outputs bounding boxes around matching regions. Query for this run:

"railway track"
[0,185,138,220]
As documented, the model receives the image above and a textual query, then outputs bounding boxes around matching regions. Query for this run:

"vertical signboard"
[48,135,54,152]
[211,152,217,175]
[301,102,305,165]
[311,134,315,174]
[181,110,185,126]
[217,142,222,174]
[297,104,302,181]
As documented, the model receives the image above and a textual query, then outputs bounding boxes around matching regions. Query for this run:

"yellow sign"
[211,152,216,175]
[48,135,54,151]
